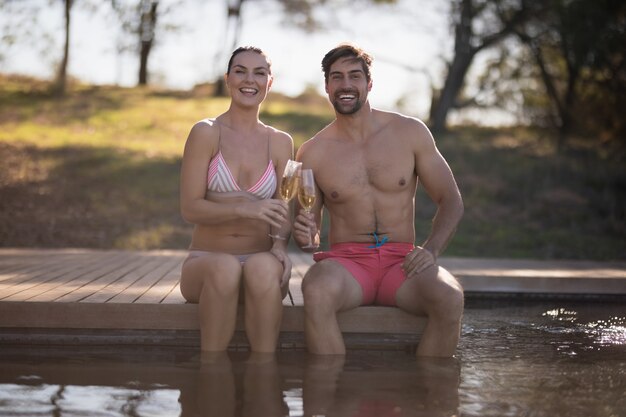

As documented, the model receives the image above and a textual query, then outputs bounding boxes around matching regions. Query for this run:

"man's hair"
[226,46,272,74]
[321,43,373,83]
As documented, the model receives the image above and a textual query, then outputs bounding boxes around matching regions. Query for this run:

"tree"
[52,0,73,96]
[214,0,247,96]
[514,0,626,150]
[112,0,182,86]
[138,0,157,85]
[429,0,537,132]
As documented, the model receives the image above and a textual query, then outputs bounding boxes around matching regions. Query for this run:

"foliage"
[429,0,542,132]
[502,0,626,150]
[0,75,623,260]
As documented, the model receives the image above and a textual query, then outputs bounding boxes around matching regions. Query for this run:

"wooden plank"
[108,256,184,303]
[459,276,626,295]
[0,251,83,285]
[0,251,129,301]
[441,257,626,278]
[0,249,73,270]
[80,257,170,303]
[134,259,185,304]
[26,252,137,302]
[54,255,149,302]
[0,255,92,299]
[161,282,186,304]
[0,301,425,335]
[0,301,199,330]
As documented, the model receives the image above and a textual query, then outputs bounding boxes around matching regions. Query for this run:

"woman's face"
[226,51,273,107]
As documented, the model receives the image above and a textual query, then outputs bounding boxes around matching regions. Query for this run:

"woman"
[179,46,294,352]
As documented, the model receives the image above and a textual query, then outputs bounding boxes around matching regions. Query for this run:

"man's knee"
[430,269,464,322]
[301,261,343,307]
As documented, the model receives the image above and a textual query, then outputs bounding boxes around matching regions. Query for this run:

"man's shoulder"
[296,123,337,166]
[371,110,432,148]
[374,109,428,131]
[301,123,335,148]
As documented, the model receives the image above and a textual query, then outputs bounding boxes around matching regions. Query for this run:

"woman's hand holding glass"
[269,159,301,240]
[297,169,318,249]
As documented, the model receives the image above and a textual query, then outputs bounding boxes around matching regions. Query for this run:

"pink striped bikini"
[206,126,277,200]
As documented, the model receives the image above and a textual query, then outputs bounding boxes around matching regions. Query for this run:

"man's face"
[325,57,372,115]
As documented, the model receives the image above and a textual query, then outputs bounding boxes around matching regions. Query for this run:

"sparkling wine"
[298,190,316,210]
[280,175,300,201]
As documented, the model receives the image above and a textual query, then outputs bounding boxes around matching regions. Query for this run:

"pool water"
[0,300,624,417]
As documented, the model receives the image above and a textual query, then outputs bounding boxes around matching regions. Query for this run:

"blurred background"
[0,0,624,260]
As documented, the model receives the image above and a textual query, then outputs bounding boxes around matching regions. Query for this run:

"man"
[293,43,464,357]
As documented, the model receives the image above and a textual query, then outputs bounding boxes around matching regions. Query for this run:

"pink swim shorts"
[313,242,415,306]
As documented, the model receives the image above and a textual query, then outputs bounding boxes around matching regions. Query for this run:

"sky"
[1,0,513,123]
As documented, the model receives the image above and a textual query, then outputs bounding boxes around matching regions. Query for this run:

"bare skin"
[179,50,294,353]
[293,54,464,357]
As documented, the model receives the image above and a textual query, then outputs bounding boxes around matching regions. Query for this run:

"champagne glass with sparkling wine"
[298,169,318,248]
[269,159,301,239]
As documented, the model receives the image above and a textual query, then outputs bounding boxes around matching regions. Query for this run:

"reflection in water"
[182,351,288,416]
[303,355,460,417]
[0,301,624,417]
[0,350,460,417]
[180,351,460,417]
[0,382,180,416]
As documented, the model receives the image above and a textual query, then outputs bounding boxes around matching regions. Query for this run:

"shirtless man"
[293,43,464,357]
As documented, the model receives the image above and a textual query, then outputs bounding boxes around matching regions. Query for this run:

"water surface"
[0,300,624,417]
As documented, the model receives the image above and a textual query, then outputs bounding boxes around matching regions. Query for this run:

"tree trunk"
[430,0,474,132]
[430,51,474,133]
[53,0,72,96]
[214,0,246,96]
[429,0,534,132]
[138,0,157,86]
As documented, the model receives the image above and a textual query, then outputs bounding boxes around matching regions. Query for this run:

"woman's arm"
[269,129,295,244]
[179,121,287,227]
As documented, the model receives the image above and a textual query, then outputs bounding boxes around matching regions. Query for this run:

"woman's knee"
[242,253,282,295]
[184,255,243,298]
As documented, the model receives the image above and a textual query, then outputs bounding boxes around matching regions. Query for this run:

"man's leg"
[395,265,464,357]
[301,260,363,354]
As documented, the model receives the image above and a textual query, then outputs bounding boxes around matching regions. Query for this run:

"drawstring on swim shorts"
[368,232,388,248]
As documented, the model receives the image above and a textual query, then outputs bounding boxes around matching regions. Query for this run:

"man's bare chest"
[316,145,415,200]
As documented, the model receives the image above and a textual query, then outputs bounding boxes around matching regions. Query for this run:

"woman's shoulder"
[264,124,294,148]
[192,118,219,133]
[188,118,220,140]
[264,124,292,140]
[184,118,220,154]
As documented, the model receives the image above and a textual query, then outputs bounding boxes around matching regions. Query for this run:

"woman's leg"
[242,252,284,352]
[180,253,243,351]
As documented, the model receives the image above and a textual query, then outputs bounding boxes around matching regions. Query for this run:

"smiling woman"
[178,46,296,354]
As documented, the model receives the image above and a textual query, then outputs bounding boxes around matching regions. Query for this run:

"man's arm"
[403,121,463,277]
[293,140,324,251]
[415,123,463,257]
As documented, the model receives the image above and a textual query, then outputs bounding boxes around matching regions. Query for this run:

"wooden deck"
[0,248,624,349]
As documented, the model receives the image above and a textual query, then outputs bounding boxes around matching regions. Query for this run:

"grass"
[1,75,623,260]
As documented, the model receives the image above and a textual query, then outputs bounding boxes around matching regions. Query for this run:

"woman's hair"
[226,46,272,74]
[321,43,373,83]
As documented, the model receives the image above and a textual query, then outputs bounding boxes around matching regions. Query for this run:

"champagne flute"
[269,159,301,239]
[298,169,318,248]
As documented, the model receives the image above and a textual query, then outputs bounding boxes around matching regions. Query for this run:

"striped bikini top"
[206,125,277,200]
